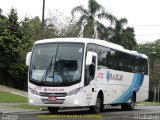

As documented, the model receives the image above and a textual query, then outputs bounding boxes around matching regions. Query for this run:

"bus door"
[83,52,97,105]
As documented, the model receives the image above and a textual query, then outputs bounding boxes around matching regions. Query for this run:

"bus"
[26,38,149,113]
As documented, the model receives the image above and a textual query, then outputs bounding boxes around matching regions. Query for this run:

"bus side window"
[126,55,132,72]
[89,56,96,79]
[143,58,148,75]
[106,51,112,69]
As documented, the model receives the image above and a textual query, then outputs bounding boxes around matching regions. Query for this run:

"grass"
[13,104,46,110]
[0,90,27,103]
[0,90,46,110]
[137,101,160,105]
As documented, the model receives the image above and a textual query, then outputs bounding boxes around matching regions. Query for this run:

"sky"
[1,0,160,44]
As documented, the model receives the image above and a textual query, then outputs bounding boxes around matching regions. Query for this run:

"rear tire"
[48,107,59,113]
[89,94,103,113]
[121,93,136,110]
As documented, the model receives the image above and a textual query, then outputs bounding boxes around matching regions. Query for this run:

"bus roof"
[34,38,148,59]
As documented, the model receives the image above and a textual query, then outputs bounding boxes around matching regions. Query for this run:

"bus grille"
[41,98,65,104]
[39,92,67,97]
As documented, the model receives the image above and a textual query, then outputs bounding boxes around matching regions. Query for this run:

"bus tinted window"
[87,43,148,75]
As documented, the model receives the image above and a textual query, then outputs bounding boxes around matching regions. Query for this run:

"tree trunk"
[153,87,157,102]
[0,70,8,85]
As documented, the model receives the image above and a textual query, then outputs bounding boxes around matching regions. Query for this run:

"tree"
[63,22,81,37]
[137,40,160,101]
[20,16,58,45]
[45,10,81,37]
[109,18,137,50]
[71,0,116,38]
[122,27,136,49]
[0,8,19,85]
[0,8,31,89]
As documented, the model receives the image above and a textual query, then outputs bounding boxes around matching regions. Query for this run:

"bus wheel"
[48,107,59,113]
[121,93,136,110]
[89,94,102,113]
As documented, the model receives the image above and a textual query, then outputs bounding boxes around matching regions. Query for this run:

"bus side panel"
[112,73,148,104]
[95,69,134,105]
[136,75,149,102]
[110,71,134,104]
[95,68,149,105]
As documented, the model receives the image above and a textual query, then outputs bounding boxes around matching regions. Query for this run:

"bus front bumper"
[28,92,85,107]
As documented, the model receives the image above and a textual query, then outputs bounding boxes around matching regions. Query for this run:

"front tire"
[48,107,59,113]
[121,93,136,110]
[89,94,103,113]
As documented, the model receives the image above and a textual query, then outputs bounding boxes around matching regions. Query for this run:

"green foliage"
[21,16,57,44]
[0,9,21,68]
[64,23,81,37]
[0,8,28,88]
[71,0,116,38]
[108,18,137,50]
[137,40,160,101]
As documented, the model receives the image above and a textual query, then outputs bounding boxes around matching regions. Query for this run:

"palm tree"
[71,0,116,38]
[109,18,127,44]
[122,27,137,50]
[109,18,137,50]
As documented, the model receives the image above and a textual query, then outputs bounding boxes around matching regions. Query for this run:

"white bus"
[26,38,149,113]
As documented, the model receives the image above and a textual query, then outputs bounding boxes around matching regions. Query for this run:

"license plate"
[48,96,57,101]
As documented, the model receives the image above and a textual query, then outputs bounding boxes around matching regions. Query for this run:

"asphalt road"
[1,105,160,120]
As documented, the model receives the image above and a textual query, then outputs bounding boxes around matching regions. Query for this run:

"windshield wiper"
[41,56,54,82]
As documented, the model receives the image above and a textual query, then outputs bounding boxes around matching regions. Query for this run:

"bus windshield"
[29,43,84,86]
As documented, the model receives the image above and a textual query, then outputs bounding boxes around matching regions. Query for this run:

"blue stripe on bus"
[112,73,144,104]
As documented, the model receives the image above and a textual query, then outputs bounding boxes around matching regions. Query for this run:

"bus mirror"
[86,51,94,65]
[26,52,32,66]
[86,51,97,65]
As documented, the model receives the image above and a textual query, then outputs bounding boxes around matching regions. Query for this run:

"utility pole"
[42,0,45,29]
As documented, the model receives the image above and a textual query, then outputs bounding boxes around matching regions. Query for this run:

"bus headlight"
[29,99,34,104]
[74,100,79,105]
[29,87,39,96]
[67,87,83,96]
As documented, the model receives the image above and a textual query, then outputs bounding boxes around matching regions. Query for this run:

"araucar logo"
[44,88,47,92]
[106,71,110,82]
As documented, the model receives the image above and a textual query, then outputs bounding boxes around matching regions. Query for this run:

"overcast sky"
[1,0,160,43]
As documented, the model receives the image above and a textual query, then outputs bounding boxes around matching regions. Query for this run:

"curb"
[0,110,40,114]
